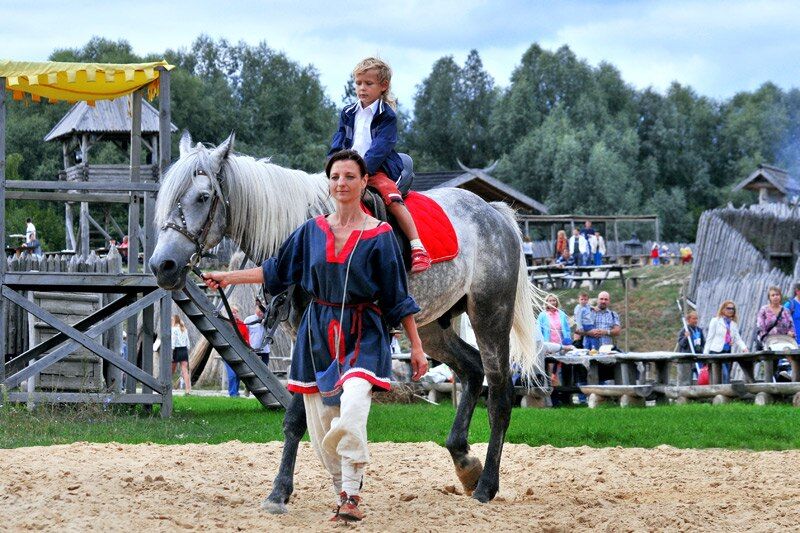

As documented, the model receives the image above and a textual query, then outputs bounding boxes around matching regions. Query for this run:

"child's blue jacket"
[328,100,404,181]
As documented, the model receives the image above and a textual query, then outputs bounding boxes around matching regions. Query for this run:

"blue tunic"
[262,215,420,395]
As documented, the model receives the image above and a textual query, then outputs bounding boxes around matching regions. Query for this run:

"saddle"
[362,153,415,269]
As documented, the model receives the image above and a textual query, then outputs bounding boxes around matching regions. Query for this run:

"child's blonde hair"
[353,57,397,110]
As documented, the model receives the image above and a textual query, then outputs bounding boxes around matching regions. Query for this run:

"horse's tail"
[490,202,547,387]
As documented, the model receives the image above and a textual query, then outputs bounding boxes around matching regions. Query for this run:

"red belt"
[314,299,381,366]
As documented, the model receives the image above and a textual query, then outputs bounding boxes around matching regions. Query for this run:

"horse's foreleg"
[262,393,306,514]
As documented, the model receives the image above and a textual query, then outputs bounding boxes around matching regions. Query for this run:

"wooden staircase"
[173,282,292,408]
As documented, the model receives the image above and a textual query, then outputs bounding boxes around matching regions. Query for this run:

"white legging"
[303,377,373,500]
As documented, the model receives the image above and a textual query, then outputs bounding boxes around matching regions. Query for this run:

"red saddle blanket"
[404,191,459,264]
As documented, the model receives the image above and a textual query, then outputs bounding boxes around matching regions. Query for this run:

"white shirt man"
[351,99,379,157]
[26,220,36,243]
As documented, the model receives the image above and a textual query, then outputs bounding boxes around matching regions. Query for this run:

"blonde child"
[328,57,431,273]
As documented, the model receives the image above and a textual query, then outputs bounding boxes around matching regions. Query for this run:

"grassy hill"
[550,265,691,352]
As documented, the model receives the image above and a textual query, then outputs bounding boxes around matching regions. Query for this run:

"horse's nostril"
[161,259,177,274]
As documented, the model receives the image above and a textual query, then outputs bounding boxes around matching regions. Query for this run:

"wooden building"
[44,97,177,255]
[413,161,548,214]
[732,163,800,205]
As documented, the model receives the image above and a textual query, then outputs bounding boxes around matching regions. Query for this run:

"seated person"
[555,248,574,267]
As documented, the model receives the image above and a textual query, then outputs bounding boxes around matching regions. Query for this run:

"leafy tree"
[408,56,461,169]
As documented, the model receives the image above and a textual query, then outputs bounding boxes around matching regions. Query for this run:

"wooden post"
[125,307,138,395]
[159,294,173,417]
[128,91,143,274]
[654,217,661,243]
[62,142,77,250]
[614,220,620,257]
[142,303,154,395]
[79,134,90,257]
[0,77,6,383]
[157,67,171,175]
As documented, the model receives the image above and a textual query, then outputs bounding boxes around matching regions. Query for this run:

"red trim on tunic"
[327,319,346,364]
[336,370,392,391]
[287,383,319,394]
[314,215,392,263]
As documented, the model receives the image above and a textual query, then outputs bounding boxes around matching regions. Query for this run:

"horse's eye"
[198,192,210,203]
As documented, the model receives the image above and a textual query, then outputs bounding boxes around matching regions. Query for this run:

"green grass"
[3,395,800,450]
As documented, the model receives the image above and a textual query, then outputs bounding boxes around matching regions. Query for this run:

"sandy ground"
[2,441,800,532]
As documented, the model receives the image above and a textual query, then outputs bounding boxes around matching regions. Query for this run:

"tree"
[454,50,497,167]
[408,56,461,170]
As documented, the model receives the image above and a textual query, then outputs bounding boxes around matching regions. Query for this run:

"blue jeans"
[225,362,240,397]
[594,252,602,265]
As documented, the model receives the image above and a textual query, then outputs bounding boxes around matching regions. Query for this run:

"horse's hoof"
[455,456,483,496]
[261,498,288,515]
[472,480,498,503]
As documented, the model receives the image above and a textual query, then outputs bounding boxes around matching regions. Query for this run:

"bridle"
[161,168,231,268]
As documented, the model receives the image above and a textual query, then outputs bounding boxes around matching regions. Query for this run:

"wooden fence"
[530,239,691,261]
[687,204,800,348]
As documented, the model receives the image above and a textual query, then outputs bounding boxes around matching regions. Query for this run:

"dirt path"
[2,441,799,531]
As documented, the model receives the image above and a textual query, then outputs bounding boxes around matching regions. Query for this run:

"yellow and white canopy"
[0,60,174,104]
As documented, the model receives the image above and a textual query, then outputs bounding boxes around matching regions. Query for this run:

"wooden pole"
[0,78,6,384]
[158,68,172,174]
[62,142,77,251]
[159,294,173,417]
[614,220,620,256]
[654,217,661,243]
[128,91,142,274]
[79,134,90,257]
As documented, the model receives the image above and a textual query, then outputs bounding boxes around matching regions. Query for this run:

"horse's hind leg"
[419,323,485,495]
[468,291,515,503]
[262,393,306,514]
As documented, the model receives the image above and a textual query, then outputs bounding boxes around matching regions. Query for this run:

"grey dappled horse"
[150,132,544,509]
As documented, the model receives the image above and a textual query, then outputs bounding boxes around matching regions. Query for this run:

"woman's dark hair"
[326,149,368,178]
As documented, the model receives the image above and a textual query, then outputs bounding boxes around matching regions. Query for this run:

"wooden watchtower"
[44,98,176,255]
[0,60,177,415]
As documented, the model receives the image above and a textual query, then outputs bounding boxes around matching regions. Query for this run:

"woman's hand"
[410,346,429,381]
[202,271,230,290]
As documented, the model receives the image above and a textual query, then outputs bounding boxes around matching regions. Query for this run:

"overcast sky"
[3,0,800,109]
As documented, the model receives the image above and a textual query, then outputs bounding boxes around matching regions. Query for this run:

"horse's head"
[150,131,235,290]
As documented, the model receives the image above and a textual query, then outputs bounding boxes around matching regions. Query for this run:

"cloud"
[1,0,799,109]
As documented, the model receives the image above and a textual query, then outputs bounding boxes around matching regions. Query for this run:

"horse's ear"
[209,132,235,173]
[179,130,193,158]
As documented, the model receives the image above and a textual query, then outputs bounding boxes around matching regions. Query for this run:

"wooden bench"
[580,384,656,408]
[420,382,549,408]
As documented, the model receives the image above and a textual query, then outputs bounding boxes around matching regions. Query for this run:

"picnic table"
[548,349,800,407]
[528,264,630,289]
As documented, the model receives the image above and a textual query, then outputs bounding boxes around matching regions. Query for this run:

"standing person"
[244,301,269,365]
[594,232,606,266]
[580,220,595,240]
[118,235,129,264]
[704,300,748,383]
[650,242,660,266]
[573,292,597,351]
[171,315,191,394]
[757,286,795,345]
[784,283,800,340]
[224,305,250,397]
[677,311,705,353]
[586,291,621,349]
[554,230,568,261]
[202,150,427,523]
[568,228,588,267]
[328,57,430,273]
[25,218,36,243]
[522,235,534,268]
[537,294,573,404]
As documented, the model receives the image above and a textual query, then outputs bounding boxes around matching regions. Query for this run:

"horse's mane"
[156,146,331,261]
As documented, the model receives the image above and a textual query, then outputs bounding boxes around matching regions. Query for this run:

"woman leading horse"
[202,150,428,522]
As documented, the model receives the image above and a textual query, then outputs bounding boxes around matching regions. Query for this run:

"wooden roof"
[732,163,799,196]
[412,163,548,214]
[44,96,176,142]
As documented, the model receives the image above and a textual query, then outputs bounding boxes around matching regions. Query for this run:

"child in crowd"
[328,57,431,273]
[574,292,598,350]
